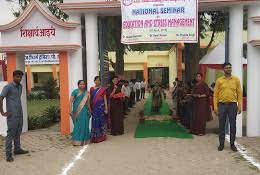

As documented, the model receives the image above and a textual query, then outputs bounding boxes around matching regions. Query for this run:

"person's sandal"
[231,144,238,152]
[218,145,224,151]
[14,149,29,155]
[6,156,14,162]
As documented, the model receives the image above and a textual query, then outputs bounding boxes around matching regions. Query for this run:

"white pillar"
[229,5,243,137]
[16,53,28,133]
[68,13,83,94]
[247,5,260,136]
[68,13,83,132]
[85,13,99,90]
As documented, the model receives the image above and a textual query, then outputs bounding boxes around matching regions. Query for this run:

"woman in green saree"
[69,80,91,146]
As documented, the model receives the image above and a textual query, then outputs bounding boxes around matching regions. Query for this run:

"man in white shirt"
[134,80,141,101]
[122,81,131,113]
[140,80,146,99]
[129,80,135,107]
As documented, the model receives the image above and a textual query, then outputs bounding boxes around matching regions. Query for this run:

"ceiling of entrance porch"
[0,0,80,53]
[58,0,260,14]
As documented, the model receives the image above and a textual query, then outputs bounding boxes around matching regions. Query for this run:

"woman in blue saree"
[70,80,90,146]
[89,76,108,143]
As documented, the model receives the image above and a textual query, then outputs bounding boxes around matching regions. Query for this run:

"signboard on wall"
[0,10,74,47]
[25,53,59,65]
[20,26,56,38]
[121,0,198,44]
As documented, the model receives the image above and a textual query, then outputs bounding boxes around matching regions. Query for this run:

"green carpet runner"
[143,95,170,116]
[135,94,193,139]
[135,120,193,138]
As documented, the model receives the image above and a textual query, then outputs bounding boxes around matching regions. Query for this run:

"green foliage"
[27,90,46,100]
[184,11,226,81]
[28,105,60,130]
[27,99,59,116]
[199,11,225,57]
[42,77,59,99]
[42,105,60,122]
[200,11,225,40]
[15,0,68,20]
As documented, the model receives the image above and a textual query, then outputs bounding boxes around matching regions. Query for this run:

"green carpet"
[144,95,170,116]
[135,120,193,139]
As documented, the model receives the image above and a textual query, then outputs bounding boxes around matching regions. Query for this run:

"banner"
[25,53,59,65]
[121,0,198,44]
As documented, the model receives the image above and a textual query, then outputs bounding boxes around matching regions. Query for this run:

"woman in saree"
[191,73,212,136]
[151,84,163,114]
[176,81,185,121]
[69,80,91,146]
[107,76,125,136]
[89,76,108,143]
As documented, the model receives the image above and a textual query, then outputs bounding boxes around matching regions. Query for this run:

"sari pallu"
[71,89,90,146]
[90,87,107,143]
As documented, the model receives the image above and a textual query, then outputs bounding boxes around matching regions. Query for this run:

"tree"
[105,12,225,80]
[13,0,68,20]
[184,11,225,82]
[15,1,226,81]
[42,77,59,99]
[105,16,172,76]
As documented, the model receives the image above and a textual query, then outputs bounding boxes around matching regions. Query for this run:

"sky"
[0,0,19,25]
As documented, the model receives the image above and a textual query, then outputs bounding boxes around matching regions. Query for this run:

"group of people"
[0,70,147,162]
[174,73,212,136]
[70,76,147,146]
[70,77,108,145]
[174,62,242,152]
[0,62,242,162]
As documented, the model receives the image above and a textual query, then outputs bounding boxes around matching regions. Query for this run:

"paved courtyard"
[0,96,259,175]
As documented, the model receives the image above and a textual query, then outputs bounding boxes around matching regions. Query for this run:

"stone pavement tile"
[0,125,71,159]
[0,92,259,175]
[237,137,260,162]
[69,93,259,175]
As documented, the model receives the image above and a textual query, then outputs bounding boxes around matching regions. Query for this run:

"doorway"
[148,67,169,88]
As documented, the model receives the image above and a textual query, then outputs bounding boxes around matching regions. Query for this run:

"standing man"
[0,70,29,162]
[140,79,146,99]
[134,80,141,102]
[214,63,242,152]
[129,79,135,107]
[121,80,131,113]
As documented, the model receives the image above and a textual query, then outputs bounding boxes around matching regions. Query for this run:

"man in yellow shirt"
[214,62,242,152]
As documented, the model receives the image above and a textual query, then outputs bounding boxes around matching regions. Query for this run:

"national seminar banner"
[121,0,198,44]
